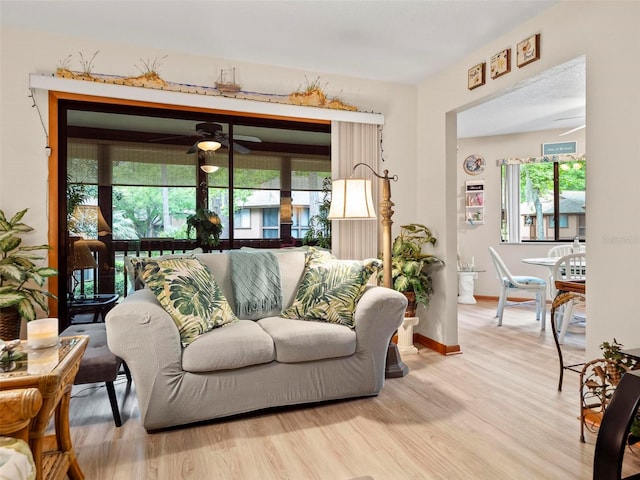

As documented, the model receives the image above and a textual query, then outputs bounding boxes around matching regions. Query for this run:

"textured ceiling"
[458,55,585,138]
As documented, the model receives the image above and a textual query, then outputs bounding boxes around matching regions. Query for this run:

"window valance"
[497,153,586,166]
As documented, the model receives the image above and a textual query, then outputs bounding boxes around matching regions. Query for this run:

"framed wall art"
[517,33,541,68]
[490,48,511,79]
[468,62,486,90]
[463,154,485,175]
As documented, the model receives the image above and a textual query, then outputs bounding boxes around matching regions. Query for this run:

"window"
[291,206,310,239]
[61,101,331,303]
[548,214,568,228]
[262,208,280,238]
[234,208,251,229]
[501,156,586,242]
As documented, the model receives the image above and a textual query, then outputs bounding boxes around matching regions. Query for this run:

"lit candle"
[27,318,59,349]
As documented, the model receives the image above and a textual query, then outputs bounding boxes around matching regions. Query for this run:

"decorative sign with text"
[542,141,578,155]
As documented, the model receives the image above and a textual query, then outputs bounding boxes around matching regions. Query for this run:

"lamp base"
[385,341,409,378]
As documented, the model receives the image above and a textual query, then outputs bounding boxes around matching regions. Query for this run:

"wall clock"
[463,154,485,175]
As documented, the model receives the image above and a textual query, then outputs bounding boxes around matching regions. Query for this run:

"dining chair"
[488,247,547,329]
[547,245,574,258]
[551,252,587,344]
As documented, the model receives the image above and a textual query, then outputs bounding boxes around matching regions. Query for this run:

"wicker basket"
[0,307,21,341]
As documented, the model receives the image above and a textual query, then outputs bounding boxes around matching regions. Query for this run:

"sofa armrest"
[353,285,407,381]
[105,288,183,417]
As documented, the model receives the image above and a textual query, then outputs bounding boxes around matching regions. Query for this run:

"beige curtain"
[330,121,380,260]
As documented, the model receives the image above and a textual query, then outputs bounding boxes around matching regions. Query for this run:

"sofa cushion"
[125,248,203,293]
[258,316,356,363]
[182,320,275,372]
[140,257,237,347]
[281,248,381,328]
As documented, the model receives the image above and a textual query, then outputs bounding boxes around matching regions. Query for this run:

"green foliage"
[113,186,195,239]
[66,174,89,232]
[387,223,444,309]
[520,161,586,200]
[186,208,223,248]
[303,177,332,249]
[599,338,640,440]
[0,209,58,321]
[600,338,636,372]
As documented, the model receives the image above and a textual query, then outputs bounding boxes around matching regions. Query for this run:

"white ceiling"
[2,0,585,138]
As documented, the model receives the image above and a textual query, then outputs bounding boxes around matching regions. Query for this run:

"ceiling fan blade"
[233,135,262,143]
[232,142,251,154]
[151,134,189,142]
[186,142,198,154]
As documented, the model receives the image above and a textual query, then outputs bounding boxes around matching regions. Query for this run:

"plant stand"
[397,316,419,355]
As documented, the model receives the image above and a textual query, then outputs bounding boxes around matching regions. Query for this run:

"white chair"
[551,252,586,344]
[547,244,586,297]
[488,247,547,329]
[547,245,574,258]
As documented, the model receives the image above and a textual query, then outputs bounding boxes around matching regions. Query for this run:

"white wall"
[457,127,586,297]
[417,1,640,357]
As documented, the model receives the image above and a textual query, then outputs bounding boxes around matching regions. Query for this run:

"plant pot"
[0,307,21,341]
[403,292,417,318]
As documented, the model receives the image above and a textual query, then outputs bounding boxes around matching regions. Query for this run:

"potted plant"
[0,208,58,340]
[599,338,640,444]
[186,207,223,249]
[303,177,332,249]
[388,223,444,316]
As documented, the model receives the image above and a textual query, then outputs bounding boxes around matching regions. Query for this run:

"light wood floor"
[67,300,640,479]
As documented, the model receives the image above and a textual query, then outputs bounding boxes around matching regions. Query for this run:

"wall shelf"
[465,180,485,224]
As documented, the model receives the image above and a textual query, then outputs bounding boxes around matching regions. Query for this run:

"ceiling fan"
[185,122,262,154]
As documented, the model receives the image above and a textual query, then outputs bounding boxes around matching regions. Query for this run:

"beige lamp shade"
[328,178,377,220]
[72,205,112,236]
[72,241,98,270]
[197,140,222,152]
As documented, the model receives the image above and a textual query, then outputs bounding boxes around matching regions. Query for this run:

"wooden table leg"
[56,386,84,480]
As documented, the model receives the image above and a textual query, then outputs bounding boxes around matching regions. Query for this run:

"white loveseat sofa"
[105,248,407,431]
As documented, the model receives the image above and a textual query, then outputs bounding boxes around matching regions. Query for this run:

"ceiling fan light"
[197,140,222,152]
[200,165,220,174]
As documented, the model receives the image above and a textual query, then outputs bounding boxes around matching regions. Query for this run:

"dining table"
[521,256,561,269]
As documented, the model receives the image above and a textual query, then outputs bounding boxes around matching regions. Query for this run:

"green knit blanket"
[230,250,282,320]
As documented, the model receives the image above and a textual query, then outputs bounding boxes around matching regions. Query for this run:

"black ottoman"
[61,323,130,427]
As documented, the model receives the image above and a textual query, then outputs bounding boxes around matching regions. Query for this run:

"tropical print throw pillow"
[140,257,237,346]
[281,247,381,328]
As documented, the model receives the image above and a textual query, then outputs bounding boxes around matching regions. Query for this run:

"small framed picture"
[490,48,511,79]
[517,33,541,68]
[468,62,486,90]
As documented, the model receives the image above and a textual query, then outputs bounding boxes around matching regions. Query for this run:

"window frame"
[500,155,586,243]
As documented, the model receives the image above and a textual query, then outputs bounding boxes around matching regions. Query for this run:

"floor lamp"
[328,162,409,378]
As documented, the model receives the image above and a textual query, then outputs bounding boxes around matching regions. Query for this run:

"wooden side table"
[0,335,88,480]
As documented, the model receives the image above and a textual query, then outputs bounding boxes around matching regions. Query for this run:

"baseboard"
[415,333,461,356]
[399,294,546,356]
